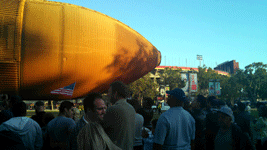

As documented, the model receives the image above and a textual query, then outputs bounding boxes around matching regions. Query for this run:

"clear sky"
[51,0,267,70]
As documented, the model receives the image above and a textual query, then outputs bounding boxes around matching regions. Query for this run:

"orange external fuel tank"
[0,0,161,100]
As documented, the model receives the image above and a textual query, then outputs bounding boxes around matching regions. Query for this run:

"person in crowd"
[72,107,80,122]
[206,96,217,113]
[246,102,252,114]
[206,106,255,150]
[77,122,121,150]
[0,130,27,150]
[42,112,55,135]
[31,101,46,128]
[1,95,22,123]
[236,102,253,140]
[128,98,144,150]
[143,119,158,150]
[252,105,267,150]
[262,140,267,150]
[42,112,55,150]
[0,112,5,125]
[218,100,227,109]
[153,88,195,150]
[205,97,220,150]
[137,97,154,129]
[191,95,207,150]
[232,103,239,120]
[0,94,8,110]
[183,97,193,114]
[102,81,136,150]
[46,101,76,150]
[157,102,162,114]
[0,95,8,124]
[70,93,107,150]
[227,101,232,107]
[0,101,43,150]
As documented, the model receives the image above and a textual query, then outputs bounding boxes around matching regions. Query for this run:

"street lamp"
[197,55,202,67]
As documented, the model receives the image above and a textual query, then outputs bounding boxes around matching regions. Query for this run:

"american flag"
[51,82,76,96]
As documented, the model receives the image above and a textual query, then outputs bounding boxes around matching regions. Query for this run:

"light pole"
[197,55,202,67]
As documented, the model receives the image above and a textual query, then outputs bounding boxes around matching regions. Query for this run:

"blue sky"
[52,0,267,70]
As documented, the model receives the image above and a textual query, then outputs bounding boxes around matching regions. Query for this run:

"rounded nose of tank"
[156,48,161,66]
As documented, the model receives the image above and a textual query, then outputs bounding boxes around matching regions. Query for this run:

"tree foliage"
[196,62,267,104]
[128,67,185,101]
[197,65,228,97]
[128,73,159,101]
[157,67,185,90]
[128,62,267,105]
[243,62,267,102]
[221,69,243,102]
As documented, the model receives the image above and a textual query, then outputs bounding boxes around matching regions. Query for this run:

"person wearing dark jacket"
[31,101,46,128]
[137,97,154,129]
[0,130,27,150]
[235,102,252,139]
[1,95,22,123]
[0,102,43,150]
[205,98,220,148]
[206,106,255,150]
[191,95,207,150]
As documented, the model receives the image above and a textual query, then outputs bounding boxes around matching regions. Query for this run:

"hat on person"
[166,88,186,102]
[35,101,44,107]
[218,106,235,122]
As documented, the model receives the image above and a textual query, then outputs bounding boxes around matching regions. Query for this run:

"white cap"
[218,106,234,122]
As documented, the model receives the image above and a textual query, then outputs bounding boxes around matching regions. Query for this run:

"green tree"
[158,67,185,90]
[220,69,244,103]
[128,73,159,102]
[197,66,228,97]
[244,62,267,103]
[197,66,209,96]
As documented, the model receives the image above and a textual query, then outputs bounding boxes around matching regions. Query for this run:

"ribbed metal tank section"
[0,0,23,93]
[0,0,161,99]
[0,63,19,94]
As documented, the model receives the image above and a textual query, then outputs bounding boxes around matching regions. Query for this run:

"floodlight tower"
[197,55,202,67]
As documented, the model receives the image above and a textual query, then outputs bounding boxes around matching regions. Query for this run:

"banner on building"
[209,82,215,96]
[215,82,221,95]
[189,73,198,92]
[181,73,189,92]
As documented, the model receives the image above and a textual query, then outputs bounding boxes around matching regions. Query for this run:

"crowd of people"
[0,81,267,150]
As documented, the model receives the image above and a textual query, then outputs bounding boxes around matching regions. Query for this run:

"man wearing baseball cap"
[153,88,195,150]
[206,106,255,150]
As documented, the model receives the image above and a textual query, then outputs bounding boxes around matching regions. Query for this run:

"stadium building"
[214,60,239,74]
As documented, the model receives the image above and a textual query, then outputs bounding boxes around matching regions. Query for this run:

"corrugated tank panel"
[0,0,24,93]
[0,62,19,94]
[0,0,20,60]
